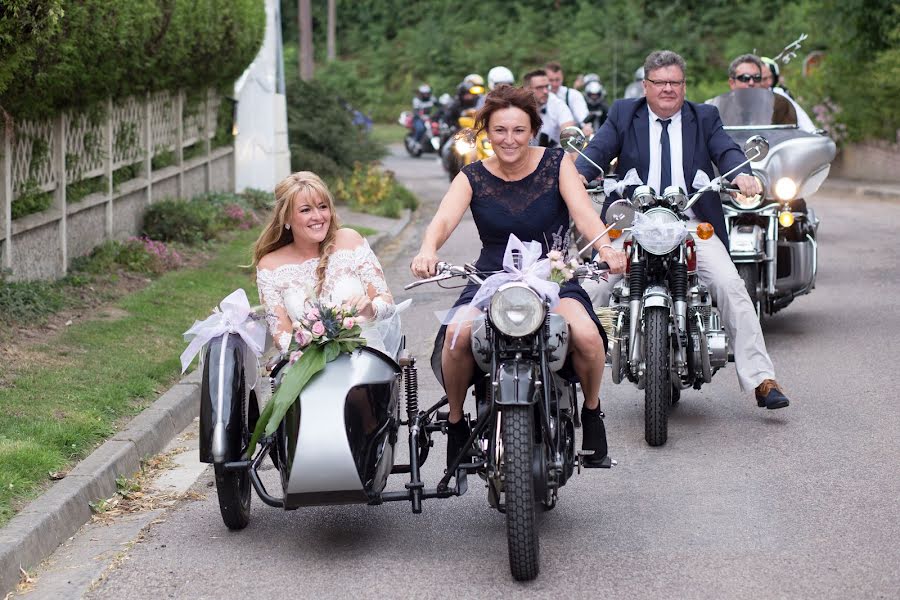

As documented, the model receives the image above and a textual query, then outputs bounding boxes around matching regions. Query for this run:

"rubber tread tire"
[644,307,671,447]
[503,405,540,581]
[214,371,251,530]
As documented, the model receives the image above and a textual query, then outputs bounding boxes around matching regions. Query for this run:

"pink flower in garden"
[311,321,326,338]
[342,317,355,330]
[294,327,312,347]
[289,350,303,364]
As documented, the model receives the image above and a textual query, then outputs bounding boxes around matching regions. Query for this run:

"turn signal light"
[696,222,714,240]
[778,211,795,227]
[608,228,622,240]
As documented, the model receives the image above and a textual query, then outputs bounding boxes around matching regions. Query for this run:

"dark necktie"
[658,118,671,191]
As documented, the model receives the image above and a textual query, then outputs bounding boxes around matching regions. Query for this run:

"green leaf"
[323,340,340,362]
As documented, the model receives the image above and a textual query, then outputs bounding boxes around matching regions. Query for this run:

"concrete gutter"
[820,177,900,202]
[0,212,412,595]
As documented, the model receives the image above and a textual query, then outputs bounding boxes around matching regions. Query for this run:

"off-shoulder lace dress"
[256,240,395,354]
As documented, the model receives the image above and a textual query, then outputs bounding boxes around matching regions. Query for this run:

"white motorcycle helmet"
[487,66,515,90]
[583,72,601,85]
[634,66,645,81]
[585,80,606,101]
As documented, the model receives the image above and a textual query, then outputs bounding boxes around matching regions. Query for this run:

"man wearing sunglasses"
[729,54,765,89]
[575,49,791,411]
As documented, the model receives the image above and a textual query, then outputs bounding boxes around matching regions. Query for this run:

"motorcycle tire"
[644,306,671,447]
[213,370,251,530]
[403,136,421,158]
[737,263,762,318]
[503,405,540,581]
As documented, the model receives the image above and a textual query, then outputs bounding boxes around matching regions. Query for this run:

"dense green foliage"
[142,198,222,244]
[283,0,897,142]
[0,0,266,120]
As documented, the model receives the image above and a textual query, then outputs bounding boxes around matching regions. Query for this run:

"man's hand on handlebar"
[732,173,762,197]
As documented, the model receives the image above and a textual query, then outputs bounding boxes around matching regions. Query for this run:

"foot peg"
[577,450,616,472]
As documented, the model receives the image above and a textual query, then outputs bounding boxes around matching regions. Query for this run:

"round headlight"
[489,284,545,338]
[632,207,686,255]
[454,138,474,154]
[774,177,798,201]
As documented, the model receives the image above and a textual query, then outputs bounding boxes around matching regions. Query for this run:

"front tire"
[214,372,251,530]
[503,405,540,581]
[737,263,762,318]
[644,307,671,446]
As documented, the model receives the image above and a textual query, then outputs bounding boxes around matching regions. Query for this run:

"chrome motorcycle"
[562,128,769,446]
[712,88,836,315]
[406,258,611,580]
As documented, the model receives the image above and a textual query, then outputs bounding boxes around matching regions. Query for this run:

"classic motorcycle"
[711,88,836,316]
[441,109,493,181]
[561,127,770,446]
[195,253,611,580]
[399,109,442,157]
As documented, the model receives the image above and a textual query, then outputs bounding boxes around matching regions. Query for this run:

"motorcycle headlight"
[489,284,545,338]
[774,177,798,201]
[632,207,686,255]
[454,138,475,154]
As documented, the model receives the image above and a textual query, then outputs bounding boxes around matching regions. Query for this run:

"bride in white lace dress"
[253,172,398,356]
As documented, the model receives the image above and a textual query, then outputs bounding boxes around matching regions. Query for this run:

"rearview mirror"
[743,135,769,161]
[605,199,635,230]
[560,126,587,154]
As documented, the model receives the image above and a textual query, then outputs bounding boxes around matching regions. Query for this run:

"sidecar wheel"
[503,405,540,581]
[214,464,251,530]
[644,306,671,447]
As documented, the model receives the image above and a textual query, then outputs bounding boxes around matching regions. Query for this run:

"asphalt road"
[79,147,898,599]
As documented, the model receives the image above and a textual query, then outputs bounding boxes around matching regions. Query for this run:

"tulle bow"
[180,289,267,373]
[603,168,643,197]
[692,169,722,193]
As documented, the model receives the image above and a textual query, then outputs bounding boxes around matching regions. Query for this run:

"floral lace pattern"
[256,240,393,353]
[462,148,562,215]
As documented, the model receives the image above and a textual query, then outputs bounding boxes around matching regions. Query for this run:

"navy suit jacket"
[575,98,750,247]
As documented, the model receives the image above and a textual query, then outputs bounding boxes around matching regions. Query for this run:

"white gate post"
[205,88,213,193]
[105,98,114,238]
[1,122,12,272]
[176,90,184,198]
[53,113,68,274]
[145,91,153,205]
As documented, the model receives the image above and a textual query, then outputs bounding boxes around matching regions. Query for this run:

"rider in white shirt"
[546,61,591,135]
[523,68,575,147]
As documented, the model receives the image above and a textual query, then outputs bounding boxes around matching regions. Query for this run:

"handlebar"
[404,262,485,290]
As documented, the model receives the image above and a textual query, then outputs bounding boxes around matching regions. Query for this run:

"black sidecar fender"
[199,333,250,464]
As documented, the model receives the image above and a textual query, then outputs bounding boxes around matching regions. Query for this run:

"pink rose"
[311,321,326,338]
[294,327,312,347]
[306,307,320,320]
[289,350,303,364]
[342,317,355,330]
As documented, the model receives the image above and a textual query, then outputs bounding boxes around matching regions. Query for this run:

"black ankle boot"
[581,405,608,467]
[446,418,471,471]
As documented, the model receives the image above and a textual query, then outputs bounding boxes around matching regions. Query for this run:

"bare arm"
[558,158,627,274]
[411,171,473,277]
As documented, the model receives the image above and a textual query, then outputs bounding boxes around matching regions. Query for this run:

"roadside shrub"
[71,238,182,275]
[0,279,68,324]
[221,203,260,230]
[241,188,273,210]
[334,163,418,218]
[142,199,220,244]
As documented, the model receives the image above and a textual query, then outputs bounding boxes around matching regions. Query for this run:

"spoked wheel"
[737,263,762,319]
[502,405,540,581]
[644,306,671,446]
[214,373,252,530]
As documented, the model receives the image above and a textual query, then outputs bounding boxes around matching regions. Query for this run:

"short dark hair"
[729,54,763,79]
[643,50,686,77]
[475,85,543,136]
[523,69,547,86]
[544,61,563,73]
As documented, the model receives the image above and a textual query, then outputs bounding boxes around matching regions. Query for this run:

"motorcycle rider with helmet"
[623,66,645,99]
[477,65,515,108]
[583,79,609,132]
[411,83,436,153]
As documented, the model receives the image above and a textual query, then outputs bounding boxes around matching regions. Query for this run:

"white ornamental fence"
[0,88,235,281]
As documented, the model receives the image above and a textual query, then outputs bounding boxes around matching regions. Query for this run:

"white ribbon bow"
[603,168,643,197]
[692,169,722,193]
[180,289,267,373]
[444,235,560,348]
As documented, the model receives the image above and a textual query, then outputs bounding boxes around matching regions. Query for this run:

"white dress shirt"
[554,85,589,123]
[534,94,575,146]
[647,107,695,218]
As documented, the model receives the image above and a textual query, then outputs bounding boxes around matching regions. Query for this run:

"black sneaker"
[755,379,790,409]
[581,405,609,468]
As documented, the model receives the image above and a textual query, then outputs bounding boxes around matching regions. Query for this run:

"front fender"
[642,285,672,310]
[199,334,247,464]
[494,360,538,406]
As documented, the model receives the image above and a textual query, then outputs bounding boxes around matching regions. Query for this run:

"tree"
[298,0,313,80]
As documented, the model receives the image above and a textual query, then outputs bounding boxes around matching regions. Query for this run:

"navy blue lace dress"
[432,148,608,385]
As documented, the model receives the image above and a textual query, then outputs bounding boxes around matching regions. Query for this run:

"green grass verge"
[369,122,405,146]
[0,229,259,527]
[344,224,378,237]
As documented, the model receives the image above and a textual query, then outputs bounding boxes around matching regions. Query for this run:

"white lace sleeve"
[358,241,396,320]
[256,268,292,353]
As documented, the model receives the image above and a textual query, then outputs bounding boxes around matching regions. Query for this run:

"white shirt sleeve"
[564,87,589,123]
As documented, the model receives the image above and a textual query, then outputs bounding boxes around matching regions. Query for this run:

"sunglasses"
[733,74,762,83]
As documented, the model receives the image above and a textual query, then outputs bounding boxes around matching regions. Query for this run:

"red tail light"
[685,237,697,272]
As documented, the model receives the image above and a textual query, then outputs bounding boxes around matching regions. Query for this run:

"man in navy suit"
[576,49,790,410]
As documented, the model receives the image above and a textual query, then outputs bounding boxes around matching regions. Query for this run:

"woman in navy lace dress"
[411,85,627,467]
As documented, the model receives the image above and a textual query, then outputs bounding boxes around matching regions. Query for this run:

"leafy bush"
[241,188,274,210]
[71,238,182,274]
[334,163,418,218]
[142,198,221,244]
[11,181,53,220]
[0,279,68,324]
[0,0,265,121]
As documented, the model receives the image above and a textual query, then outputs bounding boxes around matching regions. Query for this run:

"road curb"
[820,179,900,202]
[0,218,411,594]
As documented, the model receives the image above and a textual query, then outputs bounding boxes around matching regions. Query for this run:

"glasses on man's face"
[733,74,762,83]
[645,78,685,89]
[533,84,551,91]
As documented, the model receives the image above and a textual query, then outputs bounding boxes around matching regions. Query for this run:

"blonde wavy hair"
[252,171,341,295]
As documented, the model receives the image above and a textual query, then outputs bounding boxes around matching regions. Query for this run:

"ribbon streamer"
[692,169,722,193]
[444,234,560,348]
[180,288,267,373]
[603,168,643,197]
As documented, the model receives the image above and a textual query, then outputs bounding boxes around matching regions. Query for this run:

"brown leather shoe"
[755,379,790,409]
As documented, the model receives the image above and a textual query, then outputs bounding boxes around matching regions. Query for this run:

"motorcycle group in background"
[195,49,835,582]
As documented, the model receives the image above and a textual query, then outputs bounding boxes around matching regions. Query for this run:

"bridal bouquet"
[247,301,367,456]
[547,249,579,284]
